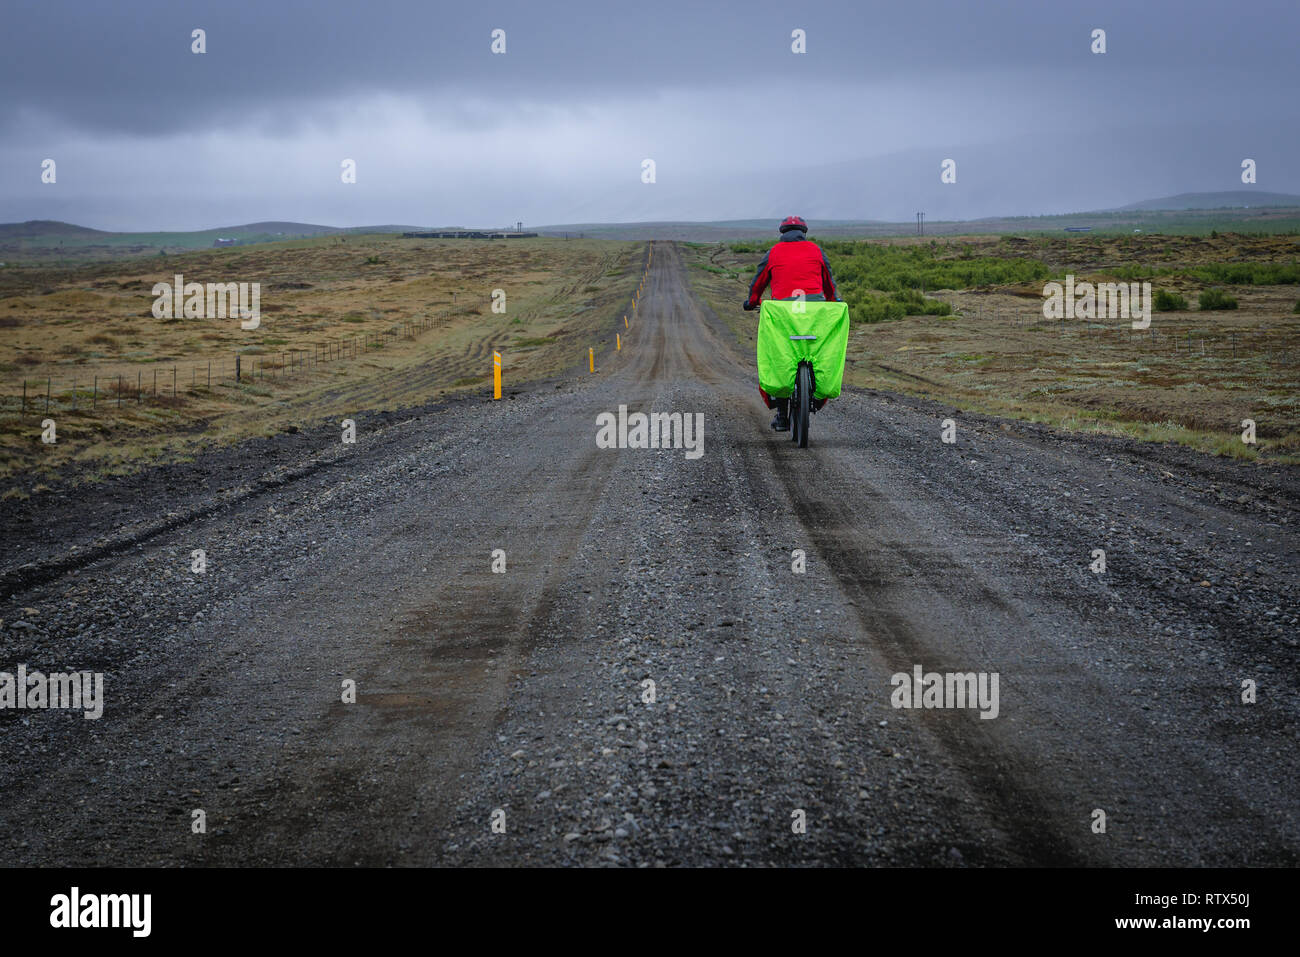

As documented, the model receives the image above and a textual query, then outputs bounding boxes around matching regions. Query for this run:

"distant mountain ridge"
[1112,191,1300,211]
[3,190,1299,248]
[0,220,439,241]
[538,192,1300,234]
[0,220,112,240]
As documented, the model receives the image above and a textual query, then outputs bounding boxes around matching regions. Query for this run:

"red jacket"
[744,232,839,307]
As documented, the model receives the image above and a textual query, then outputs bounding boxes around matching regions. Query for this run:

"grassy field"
[0,235,641,488]
[4,228,1295,491]
[689,233,1300,461]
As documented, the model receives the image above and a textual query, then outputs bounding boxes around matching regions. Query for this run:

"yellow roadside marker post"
[624,315,628,329]
[493,351,501,399]
[616,333,621,351]
[589,347,595,373]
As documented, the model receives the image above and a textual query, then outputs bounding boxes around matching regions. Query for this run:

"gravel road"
[1,241,1296,867]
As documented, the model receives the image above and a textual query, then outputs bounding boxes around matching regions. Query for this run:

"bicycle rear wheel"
[788,378,799,443]
[795,362,812,448]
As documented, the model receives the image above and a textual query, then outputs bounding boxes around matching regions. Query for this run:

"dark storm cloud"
[5,0,1297,133]
[2,0,1297,228]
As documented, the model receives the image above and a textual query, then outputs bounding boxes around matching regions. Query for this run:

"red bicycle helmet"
[779,216,808,234]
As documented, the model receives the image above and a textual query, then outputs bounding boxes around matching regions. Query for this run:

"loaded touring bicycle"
[756,298,850,448]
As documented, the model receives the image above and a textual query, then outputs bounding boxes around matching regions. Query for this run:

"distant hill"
[535,219,895,241]
[0,220,439,243]
[214,221,342,237]
[4,196,1299,262]
[538,194,1300,239]
[0,220,112,240]
[536,202,1300,241]
[223,222,437,236]
[0,220,457,263]
[1113,191,1300,211]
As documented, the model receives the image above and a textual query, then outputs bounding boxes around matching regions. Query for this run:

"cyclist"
[742,216,840,431]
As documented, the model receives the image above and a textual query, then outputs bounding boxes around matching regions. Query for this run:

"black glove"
[742,300,756,311]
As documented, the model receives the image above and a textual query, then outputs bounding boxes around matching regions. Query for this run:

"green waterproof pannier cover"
[756,299,850,400]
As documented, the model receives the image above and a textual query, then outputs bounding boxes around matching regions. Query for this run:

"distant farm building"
[1064,226,1092,233]
[213,237,237,247]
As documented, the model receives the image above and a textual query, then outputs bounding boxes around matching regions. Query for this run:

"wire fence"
[1067,322,1295,364]
[944,296,1297,366]
[6,316,438,416]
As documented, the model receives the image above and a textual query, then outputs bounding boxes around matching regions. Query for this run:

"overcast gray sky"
[2,0,1297,230]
